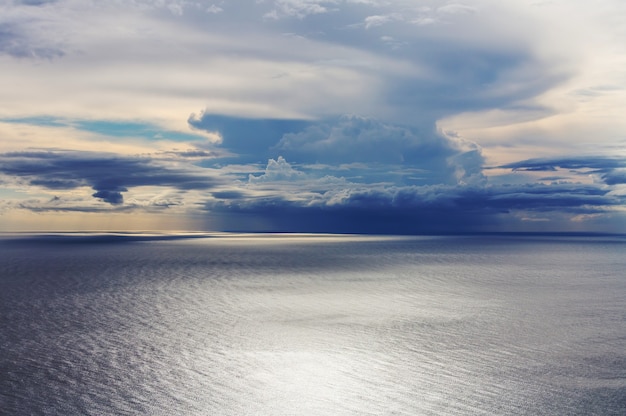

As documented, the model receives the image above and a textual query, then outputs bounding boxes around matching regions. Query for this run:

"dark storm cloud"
[206,181,623,234]
[0,151,221,205]
[328,183,619,215]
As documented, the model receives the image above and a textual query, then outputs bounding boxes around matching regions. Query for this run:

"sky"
[1,0,625,233]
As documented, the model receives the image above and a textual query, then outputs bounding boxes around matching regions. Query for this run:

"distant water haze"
[1,234,625,415]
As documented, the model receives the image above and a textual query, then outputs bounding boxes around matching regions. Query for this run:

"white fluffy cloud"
[249,156,306,183]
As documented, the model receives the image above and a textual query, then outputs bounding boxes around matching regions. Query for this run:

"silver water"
[1,234,625,415]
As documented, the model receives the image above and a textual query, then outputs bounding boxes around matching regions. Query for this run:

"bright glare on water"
[1,234,625,415]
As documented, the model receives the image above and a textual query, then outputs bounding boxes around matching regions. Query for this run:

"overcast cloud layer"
[1,0,625,232]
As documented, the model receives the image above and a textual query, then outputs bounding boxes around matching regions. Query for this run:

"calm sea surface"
[1,233,625,415]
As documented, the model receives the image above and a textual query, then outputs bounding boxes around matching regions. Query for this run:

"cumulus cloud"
[274,115,484,185]
[188,111,487,187]
[249,156,306,183]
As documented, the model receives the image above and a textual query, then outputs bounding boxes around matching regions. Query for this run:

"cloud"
[497,156,626,185]
[384,47,567,126]
[274,115,485,185]
[188,112,312,159]
[17,0,57,5]
[264,0,336,19]
[602,170,626,185]
[2,147,625,232]
[437,4,477,15]
[0,22,64,59]
[1,0,625,233]
[0,150,222,206]
[0,0,579,143]
[499,156,626,172]
[363,13,402,29]
[2,0,570,126]
[206,4,223,14]
[163,150,217,159]
[207,179,625,233]
[189,112,487,186]
[199,154,626,233]
[92,189,125,205]
[249,156,306,183]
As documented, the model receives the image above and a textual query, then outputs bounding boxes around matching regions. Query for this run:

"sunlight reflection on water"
[1,234,625,415]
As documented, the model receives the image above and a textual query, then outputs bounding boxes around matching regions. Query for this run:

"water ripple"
[1,235,625,415]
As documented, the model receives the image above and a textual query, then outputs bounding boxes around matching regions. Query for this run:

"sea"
[1,233,625,415]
